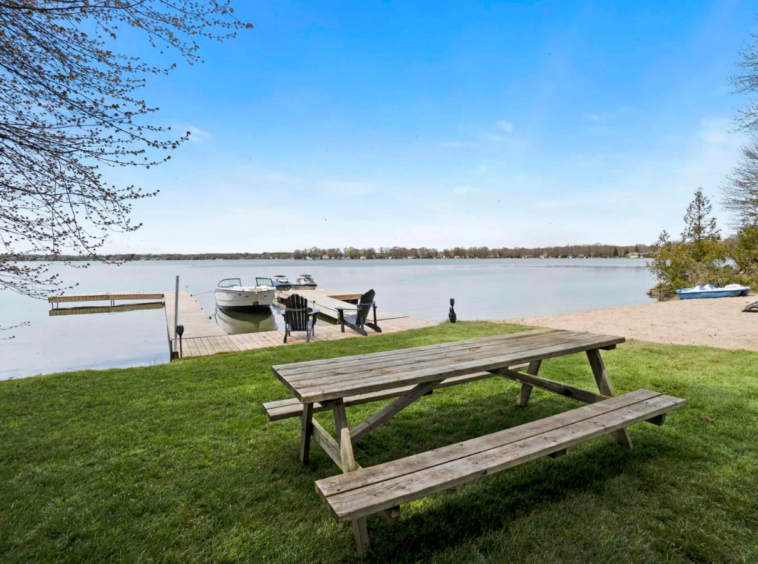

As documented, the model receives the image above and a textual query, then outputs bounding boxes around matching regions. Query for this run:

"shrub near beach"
[649,189,756,293]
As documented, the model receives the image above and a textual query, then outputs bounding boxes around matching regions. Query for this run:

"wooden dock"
[276,288,411,323]
[164,290,437,359]
[49,292,164,306]
[49,288,438,360]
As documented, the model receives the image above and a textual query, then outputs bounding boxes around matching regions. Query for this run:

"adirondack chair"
[335,289,381,336]
[283,294,318,343]
[744,300,758,313]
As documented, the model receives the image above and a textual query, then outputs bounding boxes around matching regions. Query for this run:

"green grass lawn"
[1,322,757,563]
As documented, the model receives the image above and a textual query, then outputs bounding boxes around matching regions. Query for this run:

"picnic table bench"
[266,328,685,555]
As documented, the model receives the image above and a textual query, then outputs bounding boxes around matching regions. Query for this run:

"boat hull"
[678,289,749,299]
[214,287,275,309]
[289,283,317,291]
[676,284,750,300]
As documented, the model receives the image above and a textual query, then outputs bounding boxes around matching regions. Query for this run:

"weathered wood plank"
[291,333,625,404]
[300,402,314,465]
[586,348,633,449]
[316,390,661,499]
[516,360,541,407]
[349,381,439,443]
[282,331,571,383]
[285,332,604,391]
[276,329,561,379]
[48,292,164,303]
[312,419,344,470]
[263,367,529,421]
[273,329,557,374]
[497,367,608,404]
[321,393,685,522]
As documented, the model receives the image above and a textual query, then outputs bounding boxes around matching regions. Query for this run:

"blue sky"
[106,0,756,253]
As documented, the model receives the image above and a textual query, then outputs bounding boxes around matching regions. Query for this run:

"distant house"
[359,255,367,260]
[322,255,330,260]
[627,252,641,259]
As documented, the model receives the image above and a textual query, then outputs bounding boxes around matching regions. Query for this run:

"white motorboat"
[214,277,275,310]
[290,274,317,290]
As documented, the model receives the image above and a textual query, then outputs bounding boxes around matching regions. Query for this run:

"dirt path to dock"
[504,295,758,351]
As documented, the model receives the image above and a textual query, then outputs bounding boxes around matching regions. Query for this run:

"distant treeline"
[14,244,654,262]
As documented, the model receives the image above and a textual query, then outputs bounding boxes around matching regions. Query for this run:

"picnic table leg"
[517,360,542,407]
[300,402,314,464]
[586,349,633,449]
[332,401,370,555]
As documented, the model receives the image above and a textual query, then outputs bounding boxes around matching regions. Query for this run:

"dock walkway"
[276,288,411,323]
[164,290,436,358]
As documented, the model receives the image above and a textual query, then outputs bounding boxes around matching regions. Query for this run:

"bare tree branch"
[0,0,252,297]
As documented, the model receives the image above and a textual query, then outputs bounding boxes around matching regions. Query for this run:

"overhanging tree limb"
[0,0,252,297]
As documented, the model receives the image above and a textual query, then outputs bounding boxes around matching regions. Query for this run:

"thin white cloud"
[181,125,212,143]
[699,117,730,144]
[479,132,507,143]
[496,120,514,134]
[583,113,602,121]
[453,186,480,194]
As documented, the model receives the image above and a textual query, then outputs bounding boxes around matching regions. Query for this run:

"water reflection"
[214,306,279,334]
[48,302,164,317]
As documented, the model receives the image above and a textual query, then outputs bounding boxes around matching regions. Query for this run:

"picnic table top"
[272,328,625,404]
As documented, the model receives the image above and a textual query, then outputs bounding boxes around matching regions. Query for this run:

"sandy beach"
[505,295,758,351]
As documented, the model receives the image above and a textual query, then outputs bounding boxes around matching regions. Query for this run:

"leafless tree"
[0,1,251,298]
[722,140,758,227]
[732,29,758,133]
[724,25,758,227]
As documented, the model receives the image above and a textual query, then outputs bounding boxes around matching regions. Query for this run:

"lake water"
[0,259,655,380]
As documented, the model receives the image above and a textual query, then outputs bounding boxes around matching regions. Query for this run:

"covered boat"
[676,284,750,299]
[272,275,291,290]
[290,274,317,290]
[214,277,275,310]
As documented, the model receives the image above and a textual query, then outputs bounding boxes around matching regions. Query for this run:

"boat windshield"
[256,277,274,287]
[217,278,241,288]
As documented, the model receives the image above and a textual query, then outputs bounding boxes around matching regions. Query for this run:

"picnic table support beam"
[496,367,609,404]
[329,400,370,555]
[516,360,541,407]
[300,402,314,464]
[311,419,344,469]
[586,349,633,449]
[349,381,439,443]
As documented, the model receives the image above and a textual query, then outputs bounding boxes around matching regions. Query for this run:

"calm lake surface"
[0,259,655,380]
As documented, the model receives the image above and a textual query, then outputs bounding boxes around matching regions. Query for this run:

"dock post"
[172,276,179,360]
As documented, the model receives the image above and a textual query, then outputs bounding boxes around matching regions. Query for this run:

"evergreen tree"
[682,188,720,261]
[612,247,619,257]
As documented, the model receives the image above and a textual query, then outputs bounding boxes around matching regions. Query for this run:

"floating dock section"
[48,292,164,307]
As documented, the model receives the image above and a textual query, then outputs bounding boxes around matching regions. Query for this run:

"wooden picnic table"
[267,328,685,554]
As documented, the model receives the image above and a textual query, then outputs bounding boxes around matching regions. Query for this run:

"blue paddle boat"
[676,284,750,299]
